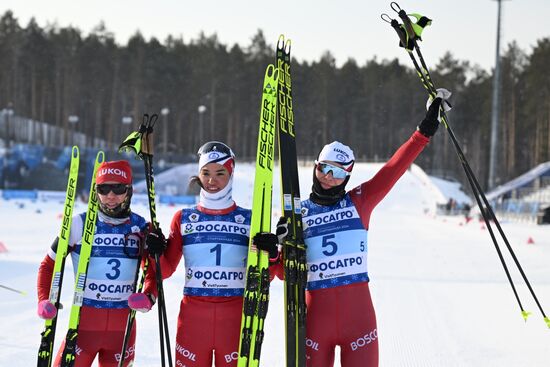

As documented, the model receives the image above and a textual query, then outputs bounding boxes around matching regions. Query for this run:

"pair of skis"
[37,147,104,367]
[238,34,307,367]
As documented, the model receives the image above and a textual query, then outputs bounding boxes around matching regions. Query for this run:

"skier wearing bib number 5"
[284,92,450,367]
[36,160,149,367]
[127,141,280,367]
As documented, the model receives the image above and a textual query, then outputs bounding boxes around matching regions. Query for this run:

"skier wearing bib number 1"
[127,141,280,367]
[278,93,450,367]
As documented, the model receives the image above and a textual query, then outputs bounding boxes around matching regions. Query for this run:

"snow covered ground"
[1,162,549,366]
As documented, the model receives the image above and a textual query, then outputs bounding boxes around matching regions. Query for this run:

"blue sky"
[1,0,549,70]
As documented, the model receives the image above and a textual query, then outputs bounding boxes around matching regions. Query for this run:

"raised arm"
[351,96,447,228]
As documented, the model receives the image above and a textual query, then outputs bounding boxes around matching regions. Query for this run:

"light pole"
[488,0,506,189]
[3,107,14,147]
[198,105,207,143]
[161,107,170,154]
[121,115,132,140]
[68,115,79,145]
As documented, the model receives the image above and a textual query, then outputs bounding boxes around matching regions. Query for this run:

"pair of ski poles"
[118,114,173,367]
[381,2,549,328]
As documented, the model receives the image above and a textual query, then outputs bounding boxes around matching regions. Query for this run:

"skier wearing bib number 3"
[36,160,149,366]
[127,141,280,367]
[278,93,450,367]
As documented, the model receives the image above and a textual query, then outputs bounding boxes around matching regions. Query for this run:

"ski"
[238,64,278,367]
[276,35,307,367]
[60,150,104,367]
[37,146,80,367]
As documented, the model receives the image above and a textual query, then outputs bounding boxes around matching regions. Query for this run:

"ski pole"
[119,114,173,366]
[117,234,148,367]
[380,10,526,316]
[383,2,550,328]
[0,284,27,295]
[398,4,550,327]
[142,123,173,367]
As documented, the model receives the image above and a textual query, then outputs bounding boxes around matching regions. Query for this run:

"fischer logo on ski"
[37,146,80,367]
[238,64,278,367]
[276,34,307,367]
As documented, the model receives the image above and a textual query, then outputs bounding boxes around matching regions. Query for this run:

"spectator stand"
[486,162,550,224]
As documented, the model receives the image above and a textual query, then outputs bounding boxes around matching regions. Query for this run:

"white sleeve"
[68,214,84,248]
[46,214,83,260]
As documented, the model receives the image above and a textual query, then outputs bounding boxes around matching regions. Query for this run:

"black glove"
[146,228,167,256]
[276,216,289,243]
[417,97,443,137]
[254,232,279,259]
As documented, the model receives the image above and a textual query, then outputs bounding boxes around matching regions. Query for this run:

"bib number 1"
[210,244,222,266]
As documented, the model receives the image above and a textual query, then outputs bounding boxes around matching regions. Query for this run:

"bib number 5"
[322,234,338,256]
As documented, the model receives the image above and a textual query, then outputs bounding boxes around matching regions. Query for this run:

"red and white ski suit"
[37,212,148,367]
[303,131,429,367]
[145,204,278,367]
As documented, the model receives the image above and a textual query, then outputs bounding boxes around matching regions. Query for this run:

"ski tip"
[544,316,550,329]
[97,150,106,164]
[148,113,159,127]
[277,34,285,48]
[71,146,79,158]
[521,310,532,322]
[266,64,279,82]
[277,34,291,54]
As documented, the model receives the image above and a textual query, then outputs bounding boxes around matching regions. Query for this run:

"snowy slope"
[0,162,549,366]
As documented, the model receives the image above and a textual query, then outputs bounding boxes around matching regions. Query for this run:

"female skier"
[37,160,149,366]
[297,95,449,367]
[128,141,279,367]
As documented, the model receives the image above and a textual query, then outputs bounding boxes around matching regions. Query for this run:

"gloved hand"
[37,300,57,320]
[128,293,155,313]
[146,228,167,256]
[276,217,289,243]
[418,88,452,137]
[254,232,279,259]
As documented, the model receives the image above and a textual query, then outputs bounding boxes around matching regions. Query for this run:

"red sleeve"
[268,252,284,281]
[37,255,55,302]
[350,130,429,229]
[143,210,184,296]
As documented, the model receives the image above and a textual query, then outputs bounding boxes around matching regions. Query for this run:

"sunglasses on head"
[197,141,234,157]
[316,162,349,179]
[96,183,129,195]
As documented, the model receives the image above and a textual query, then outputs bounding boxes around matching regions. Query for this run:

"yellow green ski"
[238,64,278,367]
[60,150,104,367]
[37,146,80,367]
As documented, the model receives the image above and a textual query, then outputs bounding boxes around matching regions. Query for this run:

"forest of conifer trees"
[1,10,549,189]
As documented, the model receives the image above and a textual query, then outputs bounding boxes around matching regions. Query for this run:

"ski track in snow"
[0,162,549,366]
